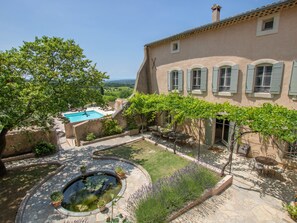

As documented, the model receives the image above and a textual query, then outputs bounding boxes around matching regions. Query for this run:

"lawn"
[94,140,190,182]
[0,164,59,223]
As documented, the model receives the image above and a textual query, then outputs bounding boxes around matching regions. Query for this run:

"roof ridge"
[146,0,297,47]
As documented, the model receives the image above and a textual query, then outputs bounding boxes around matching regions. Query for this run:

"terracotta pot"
[99,206,107,212]
[52,201,62,208]
[117,172,126,179]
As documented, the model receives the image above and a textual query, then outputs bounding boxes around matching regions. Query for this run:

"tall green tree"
[0,36,108,176]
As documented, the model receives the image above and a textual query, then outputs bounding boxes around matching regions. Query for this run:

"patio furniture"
[176,133,191,144]
[237,144,250,157]
[255,156,278,175]
[251,151,264,174]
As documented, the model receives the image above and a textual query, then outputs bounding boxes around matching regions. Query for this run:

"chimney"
[211,4,222,23]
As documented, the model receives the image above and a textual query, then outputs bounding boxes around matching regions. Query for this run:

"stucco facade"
[135,0,297,162]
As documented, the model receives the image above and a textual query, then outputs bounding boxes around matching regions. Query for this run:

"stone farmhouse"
[134,0,297,163]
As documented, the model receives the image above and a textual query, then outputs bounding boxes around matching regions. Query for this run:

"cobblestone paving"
[7,130,297,223]
[7,134,150,223]
[149,136,296,223]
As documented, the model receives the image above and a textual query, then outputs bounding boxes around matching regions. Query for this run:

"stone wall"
[72,112,127,146]
[3,129,57,158]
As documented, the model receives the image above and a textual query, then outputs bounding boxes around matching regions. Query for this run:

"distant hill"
[104,79,135,87]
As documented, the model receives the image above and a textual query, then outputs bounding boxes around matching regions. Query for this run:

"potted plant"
[97,199,107,212]
[50,191,64,208]
[114,166,126,179]
[80,165,87,175]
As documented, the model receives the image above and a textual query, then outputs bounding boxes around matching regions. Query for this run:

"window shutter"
[270,62,284,94]
[167,71,172,91]
[200,67,208,92]
[187,69,192,92]
[205,118,213,145]
[230,65,239,93]
[212,67,219,93]
[178,70,183,92]
[289,61,297,96]
[246,64,255,93]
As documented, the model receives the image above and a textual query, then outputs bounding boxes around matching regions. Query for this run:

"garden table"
[255,156,278,175]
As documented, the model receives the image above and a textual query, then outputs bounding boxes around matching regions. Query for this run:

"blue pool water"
[64,110,104,123]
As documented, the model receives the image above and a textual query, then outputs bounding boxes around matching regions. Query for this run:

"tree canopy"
[0,36,108,175]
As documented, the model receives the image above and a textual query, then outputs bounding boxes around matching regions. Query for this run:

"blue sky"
[0,0,276,80]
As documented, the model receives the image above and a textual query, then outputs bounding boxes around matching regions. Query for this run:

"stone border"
[144,137,222,174]
[56,170,127,217]
[15,162,65,223]
[80,131,130,146]
[92,155,152,184]
[3,153,35,163]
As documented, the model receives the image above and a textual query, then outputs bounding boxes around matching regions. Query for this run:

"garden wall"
[72,111,127,146]
[241,132,288,162]
[3,129,57,158]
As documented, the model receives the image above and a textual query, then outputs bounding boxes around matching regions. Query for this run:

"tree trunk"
[220,124,236,177]
[0,127,10,176]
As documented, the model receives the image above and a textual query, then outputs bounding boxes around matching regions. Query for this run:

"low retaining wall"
[168,175,233,222]
[3,129,57,158]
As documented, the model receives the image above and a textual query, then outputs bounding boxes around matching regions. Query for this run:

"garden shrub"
[284,204,297,221]
[102,119,122,136]
[127,163,219,223]
[86,132,96,141]
[33,141,56,157]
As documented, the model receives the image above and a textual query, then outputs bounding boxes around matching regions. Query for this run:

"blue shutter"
[200,67,208,92]
[270,62,284,94]
[230,65,239,93]
[212,67,219,93]
[178,70,183,92]
[246,64,255,93]
[187,69,192,92]
[167,71,172,91]
[289,61,297,96]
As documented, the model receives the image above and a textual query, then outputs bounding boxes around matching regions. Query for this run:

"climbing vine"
[125,93,297,175]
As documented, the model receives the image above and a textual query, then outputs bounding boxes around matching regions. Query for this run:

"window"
[286,141,297,160]
[170,40,180,53]
[256,14,279,36]
[262,18,274,31]
[192,69,201,90]
[219,66,231,92]
[254,64,272,92]
[213,64,239,94]
[171,71,178,90]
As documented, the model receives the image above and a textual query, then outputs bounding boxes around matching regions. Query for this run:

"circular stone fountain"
[58,170,125,215]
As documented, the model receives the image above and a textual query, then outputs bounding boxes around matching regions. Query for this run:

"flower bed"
[127,163,219,223]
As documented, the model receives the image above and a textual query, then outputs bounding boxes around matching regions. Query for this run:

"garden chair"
[251,150,264,174]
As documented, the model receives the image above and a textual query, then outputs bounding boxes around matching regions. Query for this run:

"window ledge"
[291,97,297,101]
[192,90,203,95]
[251,92,274,99]
[217,92,232,97]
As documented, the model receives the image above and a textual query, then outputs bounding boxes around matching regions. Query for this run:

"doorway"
[215,118,230,146]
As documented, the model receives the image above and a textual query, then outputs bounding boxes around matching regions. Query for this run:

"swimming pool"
[63,110,104,123]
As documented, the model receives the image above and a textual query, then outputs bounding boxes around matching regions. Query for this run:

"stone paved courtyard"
[5,131,296,223]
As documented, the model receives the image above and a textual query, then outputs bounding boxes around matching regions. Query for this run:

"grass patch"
[94,140,190,182]
[0,164,59,223]
[128,164,220,223]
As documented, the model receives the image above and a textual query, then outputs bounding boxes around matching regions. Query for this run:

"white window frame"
[256,13,280,37]
[254,64,273,93]
[170,40,180,53]
[171,70,179,90]
[219,66,231,92]
[192,68,201,90]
